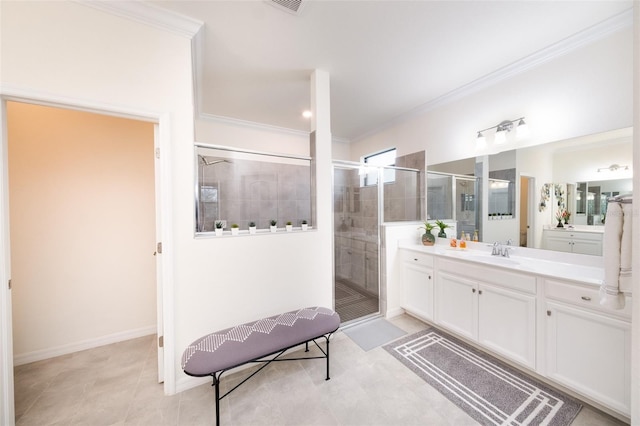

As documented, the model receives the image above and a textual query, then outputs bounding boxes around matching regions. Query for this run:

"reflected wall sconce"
[477,117,528,148]
[597,164,629,173]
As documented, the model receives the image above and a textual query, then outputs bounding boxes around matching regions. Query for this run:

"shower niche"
[195,145,312,235]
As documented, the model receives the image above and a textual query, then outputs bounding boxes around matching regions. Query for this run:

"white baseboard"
[385,307,405,319]
[13,325,157,366]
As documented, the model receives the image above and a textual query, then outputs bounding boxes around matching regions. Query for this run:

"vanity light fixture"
[597,164,629,173]
[476,117,527,147]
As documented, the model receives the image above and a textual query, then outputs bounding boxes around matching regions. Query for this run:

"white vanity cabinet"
[435,259,537,369]
[542,229,603,256]
[401,252,434,322]
[544,278,631,416]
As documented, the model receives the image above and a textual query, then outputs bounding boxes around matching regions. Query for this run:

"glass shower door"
[333,164,380,324]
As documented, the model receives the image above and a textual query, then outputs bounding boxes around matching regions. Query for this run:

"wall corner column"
[309,69,333,307]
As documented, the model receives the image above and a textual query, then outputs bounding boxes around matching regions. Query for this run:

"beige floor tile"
[12,316,629,426]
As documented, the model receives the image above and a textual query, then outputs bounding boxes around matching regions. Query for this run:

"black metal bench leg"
[305,341,309,352]
[213,373,221,426]
[325,337,331,381]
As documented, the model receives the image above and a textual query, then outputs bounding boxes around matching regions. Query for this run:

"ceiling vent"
[265,0,305,15]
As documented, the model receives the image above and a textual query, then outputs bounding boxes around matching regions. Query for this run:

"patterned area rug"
[335,280,378,323]
[384,328,582,426]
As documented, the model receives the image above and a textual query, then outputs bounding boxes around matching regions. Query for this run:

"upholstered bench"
[182,306,340,425]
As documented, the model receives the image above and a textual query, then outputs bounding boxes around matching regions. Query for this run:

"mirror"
[427,128,632,254]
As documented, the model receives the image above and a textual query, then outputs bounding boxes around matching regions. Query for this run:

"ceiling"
[149,0,632,141]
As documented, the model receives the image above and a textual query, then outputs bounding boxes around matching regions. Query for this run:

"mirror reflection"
[426,128,632,255]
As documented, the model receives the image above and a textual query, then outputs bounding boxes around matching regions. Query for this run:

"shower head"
[199,155,233,166]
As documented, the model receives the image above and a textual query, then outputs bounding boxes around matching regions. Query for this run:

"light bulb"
[494,129,507,145]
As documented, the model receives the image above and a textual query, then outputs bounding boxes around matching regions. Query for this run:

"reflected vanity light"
[476,117,527,148]
[597,164,629,173]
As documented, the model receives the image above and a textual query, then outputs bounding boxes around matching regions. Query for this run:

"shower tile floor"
[334,279,379,323]
[14,315,627,425]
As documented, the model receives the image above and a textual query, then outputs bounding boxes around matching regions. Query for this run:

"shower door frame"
[332,160,420,323]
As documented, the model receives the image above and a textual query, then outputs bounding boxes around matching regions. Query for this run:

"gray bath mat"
[343,318,407,351]
[384,328,582,426]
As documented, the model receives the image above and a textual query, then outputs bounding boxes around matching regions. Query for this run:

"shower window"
[195,145,312,235]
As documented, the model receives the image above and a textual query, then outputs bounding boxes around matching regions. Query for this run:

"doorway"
[6,101,160,419]
[520,175,535,247]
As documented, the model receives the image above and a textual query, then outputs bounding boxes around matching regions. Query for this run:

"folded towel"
[600,202,624,309]
[619,202,633,293]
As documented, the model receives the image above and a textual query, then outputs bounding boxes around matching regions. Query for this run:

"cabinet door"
[571,238,602,256]
[435,271,477,340]
[544,235,572,253]
[546,301,630,415]
[402,262,433,321]
[478,283,536,369]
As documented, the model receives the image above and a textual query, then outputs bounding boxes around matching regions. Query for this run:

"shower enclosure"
[333,162,421,324]
[427,171,479,239]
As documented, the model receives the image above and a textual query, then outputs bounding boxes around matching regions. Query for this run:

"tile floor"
[14,314,628,425]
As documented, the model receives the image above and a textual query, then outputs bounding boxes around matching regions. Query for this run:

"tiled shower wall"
[198,156,311,232]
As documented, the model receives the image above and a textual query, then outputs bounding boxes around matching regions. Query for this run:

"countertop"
[398,240,604,286]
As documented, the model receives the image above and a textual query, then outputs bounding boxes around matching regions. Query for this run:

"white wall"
[350,26,633,166]
[7,102,156,364]
[0,0,332,402]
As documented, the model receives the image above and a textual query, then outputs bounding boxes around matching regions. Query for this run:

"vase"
[422,232,435,246]
[270,225,277,233]
[231,228,239,236]
[438,229,447,238]
[215,228,223,236]
[556,220,564,228]
[301,224,308,231]
[564,219,569,225]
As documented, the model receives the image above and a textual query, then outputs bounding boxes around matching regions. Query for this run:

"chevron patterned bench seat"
[181,306,340,425]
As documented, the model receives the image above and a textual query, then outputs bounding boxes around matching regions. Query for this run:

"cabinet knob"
[547,310,552,316]
[428,275,431,280]
[472,288,476,293]
[478,290,483,295]
[414,258,418,261]
[581,296,591,301]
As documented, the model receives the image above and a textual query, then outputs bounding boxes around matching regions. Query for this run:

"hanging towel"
[599,202,625,309]
[619,202,633,293]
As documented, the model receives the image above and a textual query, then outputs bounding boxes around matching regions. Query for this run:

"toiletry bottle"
[459,233,467,249]
[473,230,479,242]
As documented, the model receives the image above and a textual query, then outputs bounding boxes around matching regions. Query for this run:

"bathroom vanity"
[398,241,631,419]
[542,227,604,256]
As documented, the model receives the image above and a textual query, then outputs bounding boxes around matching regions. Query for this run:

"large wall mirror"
[426,127,632,255]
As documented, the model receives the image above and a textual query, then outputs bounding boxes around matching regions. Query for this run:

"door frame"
[0,90,175,424]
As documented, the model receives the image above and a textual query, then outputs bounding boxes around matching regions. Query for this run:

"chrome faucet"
[492,241,514,257]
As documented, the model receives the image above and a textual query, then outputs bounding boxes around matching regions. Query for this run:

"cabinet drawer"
[545,279,632,319]
[439,258,536,294]
[404,251,434,268]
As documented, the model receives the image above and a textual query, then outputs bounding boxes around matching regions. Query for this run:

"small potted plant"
[249,221,257,234]
[215,221,224,236]
[270,219,277,233]
[435,219,449,238]
[418,221,436,246]
[555,210,564,228]
[301,219,308,231]
[562,209,571,225]
[286,221,293,232]
[231,223,240,236]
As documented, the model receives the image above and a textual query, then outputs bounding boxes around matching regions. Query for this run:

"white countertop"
[399,240,604,286]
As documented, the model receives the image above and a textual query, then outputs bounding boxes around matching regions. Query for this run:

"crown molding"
[353,7,633,143]
[75,1,203,38]
[198,112,311,137]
